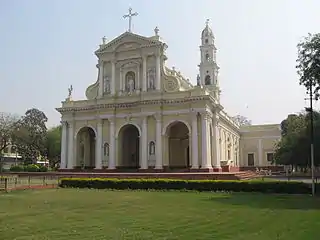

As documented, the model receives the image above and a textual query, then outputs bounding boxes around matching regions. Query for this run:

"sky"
[1,0,320,127]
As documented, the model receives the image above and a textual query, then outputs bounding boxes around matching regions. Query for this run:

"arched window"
[205,75,211,85]
[205,53,210,61]
[149,141,155,155]
[104,143,109,156]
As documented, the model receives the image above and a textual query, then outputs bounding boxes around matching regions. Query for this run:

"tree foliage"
[13,108,48,163]
[232,115,252,126]
[0,112,19,153]
[274,111,320,167]
[296,33,320,99]
[46,125,61,167]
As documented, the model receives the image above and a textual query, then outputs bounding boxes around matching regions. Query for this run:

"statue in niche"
[149,141,155,155]
[147,68,155,90]
[104,76,110,93]
[126,71,135,93]
[205,75,211,85]
[197,74,200,86]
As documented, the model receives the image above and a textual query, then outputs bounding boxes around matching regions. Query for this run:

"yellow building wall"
[240,124,281,167]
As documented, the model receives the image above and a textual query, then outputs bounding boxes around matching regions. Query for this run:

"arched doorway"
[76,127,96,169]
[118,124,140,168]
[166,121,190,168]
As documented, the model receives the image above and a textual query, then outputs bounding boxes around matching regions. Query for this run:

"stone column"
[67,121,74,169]
[258,139,263,166]
[140,117,148,169]
[155,117,163,169]
[191,113,199,169]
[111,60,116,95]
[201,113,212,169]
[212,115,221,170]
[142,56,147,91]
[95,121,103,169]
[155,55,161,90]
[136,64,140,92]
[119,68,123,93]
[98,61,104,97]
[60,121,68,169]
[108,119,116,169]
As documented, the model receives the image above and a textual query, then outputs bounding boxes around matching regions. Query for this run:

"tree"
[296,33,320,99]
[274,113,308,167]
[0,112,19,152]
[274,111,320,168]
[13,108,48,164]
[46,125,61,167]
[232,115,252,126]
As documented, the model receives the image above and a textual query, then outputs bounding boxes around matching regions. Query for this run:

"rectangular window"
[248,153,254,166]
[227,150,231,160]
[267,153,274,162]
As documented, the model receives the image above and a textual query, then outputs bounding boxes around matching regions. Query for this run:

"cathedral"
[56,15,280,172]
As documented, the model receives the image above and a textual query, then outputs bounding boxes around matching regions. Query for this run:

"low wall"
[1,171,244,180]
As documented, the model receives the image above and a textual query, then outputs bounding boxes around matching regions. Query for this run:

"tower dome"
[201,19,214,45]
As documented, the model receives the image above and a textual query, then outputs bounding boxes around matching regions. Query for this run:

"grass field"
[0,189,319,240]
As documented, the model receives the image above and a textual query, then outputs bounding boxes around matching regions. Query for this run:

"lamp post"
[305,83,316,197]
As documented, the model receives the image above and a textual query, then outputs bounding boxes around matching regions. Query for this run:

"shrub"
[59,178,317,195]
[24,164,40,172]
[10,165,24,172]
[38,165,48,172]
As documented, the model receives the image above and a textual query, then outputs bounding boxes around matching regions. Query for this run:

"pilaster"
[111,60,116,95]
[108,118,116,169]
[98,60,104,97]
[212,114,221,171]
[142,55,147,91]
[60,121,68,169]
[155,114,163,169]
[67,121,75,169]
[200,112,212,169]
[140,117,148,169]
[191,112,199,169]
[258,139,263,166]
[95,120,103,169]
[155,54,161,90]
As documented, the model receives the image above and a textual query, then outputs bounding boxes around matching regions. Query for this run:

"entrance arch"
[76,126,96,168]
[118,124,140,168]
[165,121,190,168]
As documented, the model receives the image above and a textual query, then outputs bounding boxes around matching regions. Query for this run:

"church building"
[56,13,281,172]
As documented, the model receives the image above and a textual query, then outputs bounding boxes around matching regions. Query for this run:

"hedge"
[9,164,48,172]
[59,178,318,195]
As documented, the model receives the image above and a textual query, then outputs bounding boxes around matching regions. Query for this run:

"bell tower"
[198,19,220,101]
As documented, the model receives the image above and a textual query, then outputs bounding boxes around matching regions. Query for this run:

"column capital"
[153,113,162,122]
[60,120,68,126]
[98,59,104,66]
[108,116,116,124]
[190,111,198,119]
[200,112,211,120]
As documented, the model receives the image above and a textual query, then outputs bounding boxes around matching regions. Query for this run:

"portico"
[59,109,222,171]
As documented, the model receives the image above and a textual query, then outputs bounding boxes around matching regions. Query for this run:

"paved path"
[268,176,318,184]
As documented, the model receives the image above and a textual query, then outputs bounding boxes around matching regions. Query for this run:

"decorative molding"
[241,136,280,140]
[162,119,191,135]
[56,97,211,113]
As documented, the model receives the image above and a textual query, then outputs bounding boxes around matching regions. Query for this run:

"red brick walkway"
[7,184,58,191]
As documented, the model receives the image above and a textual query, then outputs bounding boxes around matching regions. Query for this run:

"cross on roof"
[123,7,138,33]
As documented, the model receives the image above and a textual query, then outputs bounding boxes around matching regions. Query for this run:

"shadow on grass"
[206,192,320,210]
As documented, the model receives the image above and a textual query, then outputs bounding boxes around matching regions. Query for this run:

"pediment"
[95,32,160,55]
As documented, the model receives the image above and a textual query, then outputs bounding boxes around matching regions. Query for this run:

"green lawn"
[0,189,319,240]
